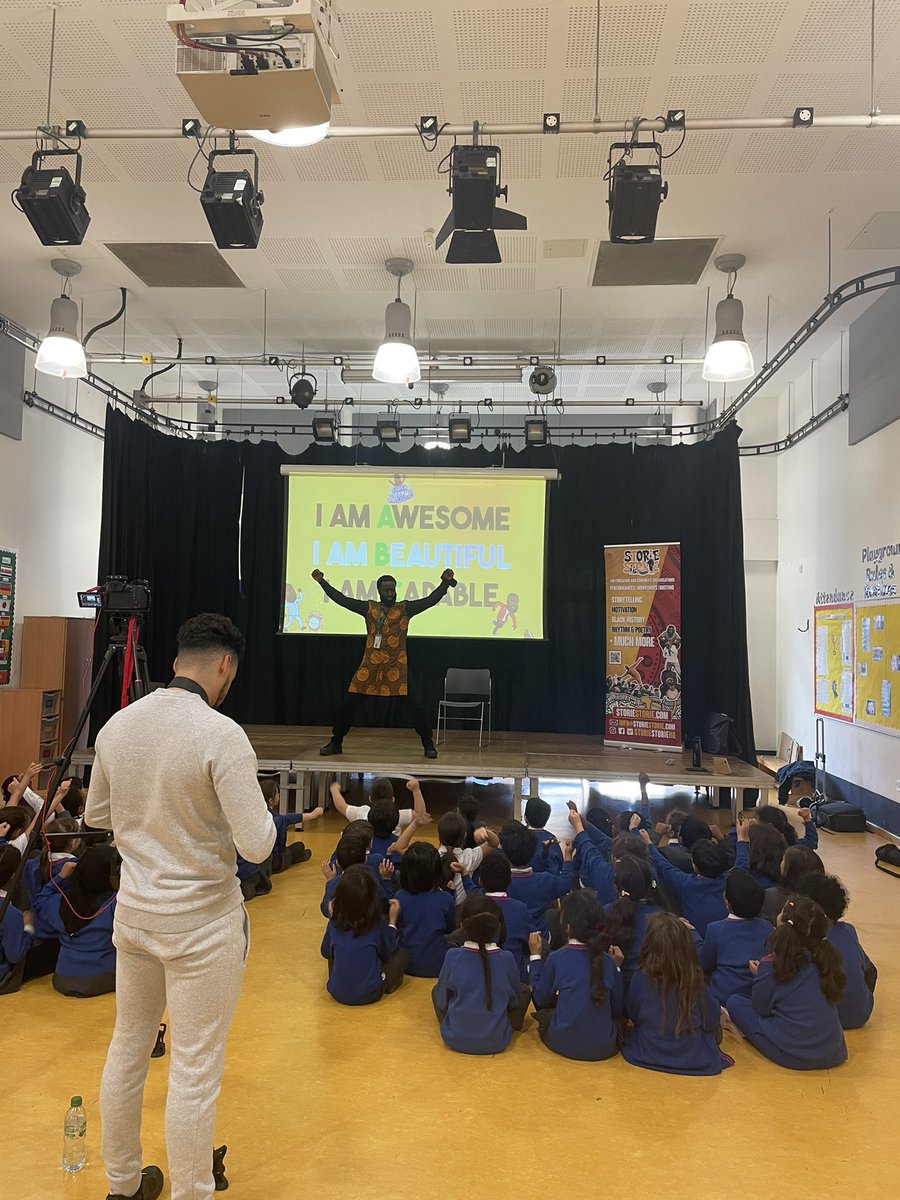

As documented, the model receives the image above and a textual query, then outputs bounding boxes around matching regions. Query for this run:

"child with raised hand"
[259,777,322,873]
[698,869,771,1005]
[437,812,499,907]
[754,803,819,850]
[724,895,848,1069]
[794,872,876,1029]
[622,911,732,1076]
[500,820,573,937]
[603,856,666,987]
[0,846,33,993]
[330,775,427,835]
[395,841,456,977]
[643,824,729,935]
[762,845,823,924]
[478,851,536,981]
[322,864,408,1005]
[567,806,616,905]
[23,814,80,907]
[432,896,524,1054]
[524,796,564,875]
[529,889,623,1061]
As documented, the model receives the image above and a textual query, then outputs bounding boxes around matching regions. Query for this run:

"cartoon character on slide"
[657,623,681,679]
[491,592,519,636]
[284,583,305,630]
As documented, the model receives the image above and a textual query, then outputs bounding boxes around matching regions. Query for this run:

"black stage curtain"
[94,406,756,766]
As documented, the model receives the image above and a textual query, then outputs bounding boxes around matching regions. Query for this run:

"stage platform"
[74,726,773,819]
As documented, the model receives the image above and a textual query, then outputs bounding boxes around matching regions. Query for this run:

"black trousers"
[332,678,434,747]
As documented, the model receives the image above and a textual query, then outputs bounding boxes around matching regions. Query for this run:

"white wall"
[0,370,106,683]
[776,333,900,810]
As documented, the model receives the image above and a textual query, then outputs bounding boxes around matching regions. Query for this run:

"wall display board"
[855,598,900,736]
[814,604,855,722]
[0,548,16,686]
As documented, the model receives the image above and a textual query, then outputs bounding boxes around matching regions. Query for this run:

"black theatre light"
[606,140,668,244]
[448,414,472,444]
[289,371,317,409]
[312,414,337,443]
[524,417,549,445]
[435,143,527,264]
[14,149,91,246]
[376,413,401,443]
[200,145,264,250]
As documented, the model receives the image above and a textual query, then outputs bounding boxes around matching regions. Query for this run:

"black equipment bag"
[813,799,867,833]
[875,843,900,878]
[702,711,742,756]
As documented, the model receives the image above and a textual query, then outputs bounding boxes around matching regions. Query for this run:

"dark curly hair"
[176,613,245,660]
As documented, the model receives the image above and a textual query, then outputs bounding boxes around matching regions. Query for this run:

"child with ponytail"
[724,895,848,1070]
[432,896,524,1055]
[622,912,731,1075]
[23,815,80,907]
[603,856,665,987]
[529,888,623,1061]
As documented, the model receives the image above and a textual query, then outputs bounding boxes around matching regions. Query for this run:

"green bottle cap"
[71,1096,82,1107]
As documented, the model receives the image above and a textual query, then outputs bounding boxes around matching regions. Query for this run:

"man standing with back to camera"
[84,614,275,1200]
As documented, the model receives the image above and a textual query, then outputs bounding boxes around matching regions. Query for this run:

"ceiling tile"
[494,135,544,181]
[342,267,396,292]
[761,71,869,116]
[7,18,130,77]
[113,14,176,76]
[56,86,165,127]
[342,10,441,73]
[495,235,538,264]
[566,5,667,70]
[261,238,326,266]
[414,267,472,291]
[275,267,340,292]
[288,140,370,183]
[561,75,651,122]
[787,0,900,62]
[423,318,479,340]
[676,2,789,65]
[663,131,733,175]
[374,137,442,181]
[103,139,195,184]
[328,236,395,266]
[359,80,447,127]
[460,79,545,124]
[664,73,759,117]
[453,6,550,72]
[737,129,836,172]
[479,266,536,291]
[827,128,900,172]
[556,134,611,179]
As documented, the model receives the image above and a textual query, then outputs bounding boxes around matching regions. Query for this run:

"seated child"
[259,777,322,873]
[478,851,536,980]
[657,813,710,873]
[330,776,426,839]
[603,856,666,987]
[646,831,729,935]
[622,911,732,1076]
[500,821,573,937]
[456,795,482,849]
[755,803,818,850]
[23,816,80,907]
[395,842,456,977]
[0,846,33,994]
[320,832,371,917]
[322,865,408,1005]
[795,872,876,1029]
[698,869,771,1005]
[743,823,787,889]
[762,845,823,924]
[567,808,615,905]
[724,895,848,1070]
[236,846,272,901]
[524,797,564,875]
[530,889,623,1061]
[432,897,524,1055]
[33,845,119,998]
[437,812,499,907]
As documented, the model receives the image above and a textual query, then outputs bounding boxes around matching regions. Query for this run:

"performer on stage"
[312,569,458,759]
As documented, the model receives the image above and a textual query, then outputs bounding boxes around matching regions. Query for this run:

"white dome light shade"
[245,122,330,147]
[35,295,87,379]
[373,300,421,384]
[702,296,755,383]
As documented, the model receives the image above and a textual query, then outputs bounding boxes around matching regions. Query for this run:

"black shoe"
[150,1023,166,1059]
[213,1145,229,1191]
[107,1166,164,1200]
[319,740,343,756]
[424,745,438,759]
[298,847,313,863]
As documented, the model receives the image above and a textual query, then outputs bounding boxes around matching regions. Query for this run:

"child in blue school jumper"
[529,888,624,1062]
[622,911,732,1076]
[753,803,819,850]
[698,869,772,1005]
[795,872,876,1030]
[645,831,729,935]
[33,845,119,998]
[724,895,848,1070]
[567,807,618,906]
[0,846,33,993]
[762,844,824,924]
[478,850,537,980]
[501,821,573,937]
[330,776,427,846]
[23,815,80,907]
[603,856,666,988]
[259,777,322,873]
[524,797,564,875]
[432,898,525,1055]
[395,842,456,977]
[320,830,372,916]
[322,864,408,1006]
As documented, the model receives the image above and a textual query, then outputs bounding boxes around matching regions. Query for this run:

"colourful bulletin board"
[814,604,855,722]
[855,598,900,736]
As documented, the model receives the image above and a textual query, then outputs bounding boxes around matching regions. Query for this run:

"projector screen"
[281,468,551,639]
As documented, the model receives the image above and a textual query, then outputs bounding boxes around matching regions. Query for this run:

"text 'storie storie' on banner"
[604,543,682,749]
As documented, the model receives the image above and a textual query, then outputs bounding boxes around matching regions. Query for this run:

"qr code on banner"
[609,651,622,665]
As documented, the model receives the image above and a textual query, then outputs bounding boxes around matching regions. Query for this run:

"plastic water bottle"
[62,1096,87,1172]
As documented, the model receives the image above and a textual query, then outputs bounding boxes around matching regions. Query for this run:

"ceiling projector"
[166,1,341,135]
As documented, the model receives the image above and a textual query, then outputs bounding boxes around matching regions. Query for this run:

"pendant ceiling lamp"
[35,259,87,379]
[703,254,755,384]
[372,258,421,386]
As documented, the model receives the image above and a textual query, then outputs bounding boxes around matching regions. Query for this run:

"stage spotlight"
[524,417,549,445]
[448,414,471,444]
[793,106,814,128]
[289,371,317,409]
[529,366,557,396]
[703,253,754,383]
[313,414,337,443]
[376,413,401,443]
[200,145,264,249]
[435,142,527,264]
[14,149,90,246]
[607,139,668,243]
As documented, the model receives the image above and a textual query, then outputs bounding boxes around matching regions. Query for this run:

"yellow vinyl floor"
[3,786,898,1200]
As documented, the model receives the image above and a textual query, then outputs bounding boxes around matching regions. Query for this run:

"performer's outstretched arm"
[311,569,369,616]
[405,569,456,618]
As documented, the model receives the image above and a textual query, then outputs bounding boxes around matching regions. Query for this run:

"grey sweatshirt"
[84,688,275,933]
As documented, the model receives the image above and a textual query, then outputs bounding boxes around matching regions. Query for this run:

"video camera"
[78,576,151,617]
